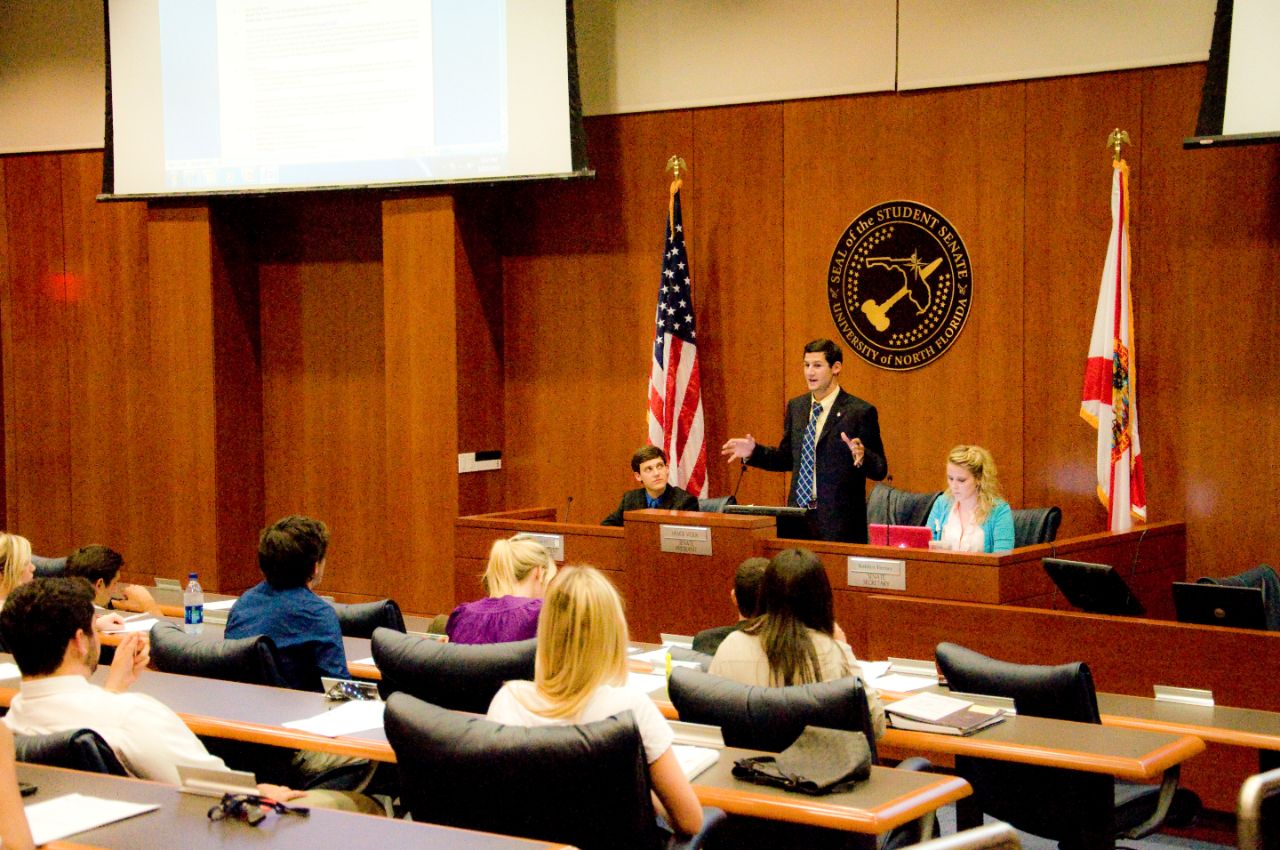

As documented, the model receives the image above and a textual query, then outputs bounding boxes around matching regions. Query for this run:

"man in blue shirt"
[226,515,348,692]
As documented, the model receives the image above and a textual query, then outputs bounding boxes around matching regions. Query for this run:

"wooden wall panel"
[1138,64,1280,577]
[1022,72,1144,536]
[0,158,7,524]
[383,195,460,614]
[782,84,1027,499]
[688,103,786,506]
[60,153,159,574]
[501,112,695,526]
[1,154,72,551]
[257,196,388,600]
[143,205,220,581]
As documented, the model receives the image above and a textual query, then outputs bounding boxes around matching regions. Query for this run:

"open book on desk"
[887,692,1006,736]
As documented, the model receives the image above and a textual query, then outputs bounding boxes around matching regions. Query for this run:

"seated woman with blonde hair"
[709,548,886,738]
[926,444,1015,553]
[446,534,557,644]
[0,533,36,606]
[487,565,704,838]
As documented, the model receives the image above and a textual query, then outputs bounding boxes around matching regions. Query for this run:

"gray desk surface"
[16,763,570,850]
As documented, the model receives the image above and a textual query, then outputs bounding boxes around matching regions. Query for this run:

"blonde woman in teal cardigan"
[926,445,1015,553]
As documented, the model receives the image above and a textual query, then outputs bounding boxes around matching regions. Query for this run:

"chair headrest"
[668,667,873,755]
[332,599,406,638]
[14,728,128,776]
[149,620,288,687]
[384,693,659,850]
[372,628,536,713]
[935,642,1099,722]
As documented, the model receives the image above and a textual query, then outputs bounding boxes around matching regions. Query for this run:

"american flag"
[647,189,706,496]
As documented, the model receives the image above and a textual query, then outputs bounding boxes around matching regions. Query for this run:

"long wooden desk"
[456,508,1186,642]
[17,763,571,850]
[864,593,1280,809]
[0,662,968,836]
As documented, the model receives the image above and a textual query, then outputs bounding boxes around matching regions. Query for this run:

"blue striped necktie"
[795,400,822,508]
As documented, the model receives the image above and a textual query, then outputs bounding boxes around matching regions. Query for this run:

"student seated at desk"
[64,544,163,619]
[601,446,699,526]
[447,535,557,644]
[487,566,703,838]
[709,548,886,738]
[226,515,348,692]
[0,725,34,850]
[0,535,124,636]
[925,445,1015,554]
[692,557,767,655]
[0,578,379,814]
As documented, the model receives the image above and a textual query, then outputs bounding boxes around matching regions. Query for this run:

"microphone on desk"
[731,460,748,503]
[564,495,574,523]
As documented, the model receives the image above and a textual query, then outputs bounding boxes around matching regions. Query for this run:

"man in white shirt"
[0,577,375,810]
[0,577,230,783]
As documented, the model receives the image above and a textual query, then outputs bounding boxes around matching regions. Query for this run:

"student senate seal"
[827,201,972,371]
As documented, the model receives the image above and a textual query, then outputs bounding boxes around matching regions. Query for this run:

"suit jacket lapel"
[815,389,850,448]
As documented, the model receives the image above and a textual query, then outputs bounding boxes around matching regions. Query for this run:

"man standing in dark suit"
[721,338,887,543]
[601,446,700,526]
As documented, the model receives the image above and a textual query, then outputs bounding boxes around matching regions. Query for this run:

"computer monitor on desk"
[1043,557,1145,616]
[1172,582,1268,631]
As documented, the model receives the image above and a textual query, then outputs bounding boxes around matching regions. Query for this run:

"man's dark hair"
[64,545,124,587]
[803,338,843,367]
[630,445,668,473]
[258,515,330,589]
[0,578,96,676]
[734,557,769,618]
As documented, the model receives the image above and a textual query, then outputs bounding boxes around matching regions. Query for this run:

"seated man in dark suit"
[601,446,699,526]
[692,557,767,655]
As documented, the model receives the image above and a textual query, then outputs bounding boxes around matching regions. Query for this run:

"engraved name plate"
[847,556,906,590]
[660,525,712,556]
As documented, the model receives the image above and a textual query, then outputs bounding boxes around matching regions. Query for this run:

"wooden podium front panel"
[623,510,775,642]
[454,509,624,606]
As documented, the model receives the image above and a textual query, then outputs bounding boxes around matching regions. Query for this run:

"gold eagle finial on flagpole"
[1107,129,1131,162]
[665,155,688,220]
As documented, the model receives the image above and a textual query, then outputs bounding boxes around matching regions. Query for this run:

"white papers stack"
[868,673,938,693]
[626,672,669,694]
[0,662,20,680]
[282,699,386,737]
[24,793,158,845]
[105,617,159,634]
[673,744,720,780]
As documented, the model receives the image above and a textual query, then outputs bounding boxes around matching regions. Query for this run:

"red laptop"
[868,523,933,549]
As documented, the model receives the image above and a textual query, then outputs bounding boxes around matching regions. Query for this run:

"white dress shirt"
[3,675,228,784]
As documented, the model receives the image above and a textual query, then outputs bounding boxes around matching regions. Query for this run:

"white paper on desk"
[626,672,669,694]
[203,599,236,611]
[630,648,700,670]
[24,793,158,845]
[349,656,376,666]
[0,662,20,680]
[673,744,720,780]
[857,661,891,681]
[283,699,386,737]
[867,673,938,693]
[102,617,159,633]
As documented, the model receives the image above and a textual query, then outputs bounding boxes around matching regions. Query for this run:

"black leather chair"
[14,728,128,776]
[332,599,406,638]
[935,642,1182,847]
[697,495,736,513]
[149,620,289,687]
[867,483,942,527]
[1011,506,1062,548]
[668,668,876,756]
[31,555,67,578]
[372,627,536,713]
[384,693,724,850]
[1238,766,1280,850]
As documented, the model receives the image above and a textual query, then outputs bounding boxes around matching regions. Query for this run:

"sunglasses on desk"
[324,679,380,702]
[207,793,310,826]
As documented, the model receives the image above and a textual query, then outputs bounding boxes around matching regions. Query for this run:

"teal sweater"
[926,496,1015,553]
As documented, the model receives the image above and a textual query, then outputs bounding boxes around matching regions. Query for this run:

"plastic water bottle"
[183,572,204,635]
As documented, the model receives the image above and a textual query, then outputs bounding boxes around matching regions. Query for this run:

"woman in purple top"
[446,534,558,644]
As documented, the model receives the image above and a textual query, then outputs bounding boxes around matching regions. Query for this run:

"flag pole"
[665,154,687,223]
[1107,128,1130,162]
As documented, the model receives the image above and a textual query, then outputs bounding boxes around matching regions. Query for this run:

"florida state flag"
[1081,160,1146,531]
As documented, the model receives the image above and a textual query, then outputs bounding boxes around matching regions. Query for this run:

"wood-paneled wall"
[2,62,1277,612]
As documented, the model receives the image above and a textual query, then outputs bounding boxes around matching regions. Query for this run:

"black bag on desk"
[731,726,872,795]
